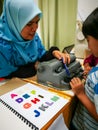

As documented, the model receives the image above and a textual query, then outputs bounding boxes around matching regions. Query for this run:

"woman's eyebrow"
[30,18,40,23]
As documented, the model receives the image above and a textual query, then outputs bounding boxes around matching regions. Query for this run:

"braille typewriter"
[37,54,83,90]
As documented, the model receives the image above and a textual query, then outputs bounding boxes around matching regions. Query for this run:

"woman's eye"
[36,21,39,24]
[27,20,39,26]
[27,22,32,26]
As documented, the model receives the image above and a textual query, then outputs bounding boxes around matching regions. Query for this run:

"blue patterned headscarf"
[0,0,46,77]
[0,0,42,41]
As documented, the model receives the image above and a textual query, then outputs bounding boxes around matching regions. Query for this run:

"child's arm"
[70,77,98,122]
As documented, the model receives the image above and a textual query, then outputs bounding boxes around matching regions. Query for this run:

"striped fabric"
[72,65,98,130]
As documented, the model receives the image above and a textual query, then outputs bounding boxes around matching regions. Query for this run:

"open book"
[0,79,69,130]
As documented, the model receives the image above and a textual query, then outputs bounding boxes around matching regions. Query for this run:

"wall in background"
[35,0,98,39]
[77,0,98,21]
[75,0,98,58]
[34,0,98,57]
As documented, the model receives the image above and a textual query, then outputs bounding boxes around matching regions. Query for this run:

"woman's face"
[21,15,40,40]
[87,35,98,57]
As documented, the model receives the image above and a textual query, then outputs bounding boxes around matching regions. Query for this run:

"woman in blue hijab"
[0,0,70,78]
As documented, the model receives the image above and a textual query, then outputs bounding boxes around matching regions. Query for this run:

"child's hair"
[82,7,98,39]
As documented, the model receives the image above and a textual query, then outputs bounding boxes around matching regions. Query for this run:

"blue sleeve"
[0,39,17,77]
[0,52,17,77]
[94,83,98,114]
[90,66,98,114]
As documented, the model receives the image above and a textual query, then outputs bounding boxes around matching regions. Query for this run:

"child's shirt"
[84,54,98,67]
[72,65,98,130]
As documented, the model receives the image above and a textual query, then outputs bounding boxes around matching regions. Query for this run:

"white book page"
[0,101,32,130]
[0,83,69,129]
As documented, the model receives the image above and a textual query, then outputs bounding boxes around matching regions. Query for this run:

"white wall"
[75,0,98,58]
[77,0,98,21]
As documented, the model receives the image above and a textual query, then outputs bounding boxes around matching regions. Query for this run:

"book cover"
[0,83,69,130]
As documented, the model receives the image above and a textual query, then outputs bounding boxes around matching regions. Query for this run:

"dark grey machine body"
[37,54,83,90]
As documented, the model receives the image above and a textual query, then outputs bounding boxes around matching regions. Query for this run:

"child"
[69,7,98,130]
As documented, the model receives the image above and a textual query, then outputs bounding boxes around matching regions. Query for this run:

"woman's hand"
[52,50,70,64]
[34,61,39,70]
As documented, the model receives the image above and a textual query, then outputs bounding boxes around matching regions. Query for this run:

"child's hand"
[83,63,92,79]
[70,77,85,96]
